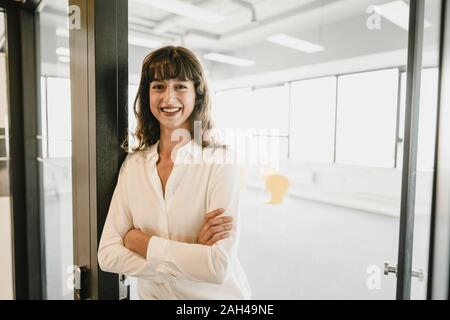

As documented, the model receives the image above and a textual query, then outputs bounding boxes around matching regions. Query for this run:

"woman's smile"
[149,78,196,129]
[160,105,183,117]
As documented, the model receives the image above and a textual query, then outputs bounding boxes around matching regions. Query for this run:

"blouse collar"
[145,139,203,163]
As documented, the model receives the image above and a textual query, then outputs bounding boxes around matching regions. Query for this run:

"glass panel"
[38,0,73,300]
[214,87,253,131]
[251,84,290,136]
[127,0,442,299]
[0,9,14,300]
[336,69,399,168]
[290,76,336,163]
[410,0,442,300]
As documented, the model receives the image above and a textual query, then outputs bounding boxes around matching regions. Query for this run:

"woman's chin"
[160,119,188,131]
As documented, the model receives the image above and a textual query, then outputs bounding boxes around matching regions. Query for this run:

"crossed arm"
[123,208,234,258]
[97,158,241,284]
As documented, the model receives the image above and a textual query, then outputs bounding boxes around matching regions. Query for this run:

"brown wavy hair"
[128,46,221,152]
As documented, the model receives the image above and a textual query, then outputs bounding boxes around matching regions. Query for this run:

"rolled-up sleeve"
[146,162,241,284]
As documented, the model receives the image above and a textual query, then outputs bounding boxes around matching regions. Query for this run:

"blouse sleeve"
[97,156,163,280]
[145,161,242,284]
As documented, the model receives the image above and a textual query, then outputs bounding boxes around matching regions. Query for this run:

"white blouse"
[98,140,252,299]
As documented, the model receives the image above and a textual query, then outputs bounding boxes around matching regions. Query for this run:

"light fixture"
[134,0,225,24]
[55,26,164,49]
[128,35,163,49]
[58,56,70,63]
[375,0,432,31]
[56,27,69,38]
[266,34,324,53]
[204,53,255,67]
[56,47,70,56]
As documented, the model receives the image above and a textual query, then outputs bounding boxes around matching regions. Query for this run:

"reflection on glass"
[290,76,336,163]
[336,69,399,168]
[0,10,14,300]
[127,0,442,299]
[409,0,442,300]
[38,0,73,300]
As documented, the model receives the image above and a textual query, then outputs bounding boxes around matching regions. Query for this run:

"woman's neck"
[158,125,190,160]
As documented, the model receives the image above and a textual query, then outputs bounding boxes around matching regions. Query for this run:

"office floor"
[128,187,430,300]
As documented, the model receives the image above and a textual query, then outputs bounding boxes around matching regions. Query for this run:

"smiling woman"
[130,46,216,151]
[98,46,251,300]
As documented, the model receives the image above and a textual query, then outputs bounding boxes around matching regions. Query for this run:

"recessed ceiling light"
[204,53,255,67]
[134,0,225,24]
[56,28,164,49]
[58,56,70,63]
[128,35,163,49]
[56,47,70,56]
[56,27,69,38]
[267,34,324,53]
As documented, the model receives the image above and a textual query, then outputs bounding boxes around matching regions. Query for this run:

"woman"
[98,46,251,300]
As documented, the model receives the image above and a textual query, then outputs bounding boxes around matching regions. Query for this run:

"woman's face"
[149,78,196,131]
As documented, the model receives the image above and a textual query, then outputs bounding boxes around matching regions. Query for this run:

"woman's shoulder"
[121,149,152,170]
[197,144,238,166]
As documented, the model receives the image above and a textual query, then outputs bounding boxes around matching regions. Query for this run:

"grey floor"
[128,188,430,300]
[40,167,430,300]
[236,188,430,300]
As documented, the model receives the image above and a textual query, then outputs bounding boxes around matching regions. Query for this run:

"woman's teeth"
[161,107,181,113]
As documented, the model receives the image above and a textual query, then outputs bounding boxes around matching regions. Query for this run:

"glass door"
[406,0,442,300]
[37,0,74,300]
[125,0,443,299]
[0,8,14,300]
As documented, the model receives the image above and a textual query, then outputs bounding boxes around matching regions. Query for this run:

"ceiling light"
[56,47,70,56]
[375,0,432,31]
[134,0,225,24]
[58,56,70,63]
[204,53,255,67]
[267,34,324,53]
[56,27,164,49]
[56,27,69,38]
[128,35,163,49]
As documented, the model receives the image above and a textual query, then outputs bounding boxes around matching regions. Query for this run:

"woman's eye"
[176,85,187,89]
[152,85,163,89]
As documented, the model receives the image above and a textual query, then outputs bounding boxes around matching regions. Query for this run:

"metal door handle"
[384,261,425,281]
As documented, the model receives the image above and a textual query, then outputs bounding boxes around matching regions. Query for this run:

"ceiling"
[38,0,442,82]
[127,0,376,52]
[42,0,407,52]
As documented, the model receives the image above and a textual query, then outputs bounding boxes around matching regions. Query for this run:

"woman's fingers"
[209,215,233,226]
[199,209,231,234]
[197,208,234,245]
[203,223,233,241]
[207,231,231,245]
[203,208,225,221]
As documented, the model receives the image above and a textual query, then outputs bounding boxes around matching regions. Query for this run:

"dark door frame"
[427,0,450,300]
[1,0,128,300]
[69,0,128,300]
[0,0,43,300]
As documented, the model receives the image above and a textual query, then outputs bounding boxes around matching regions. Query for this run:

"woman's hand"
[124,228,151,258]
[197,208,234,246]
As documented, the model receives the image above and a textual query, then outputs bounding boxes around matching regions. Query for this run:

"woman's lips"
[160,107,182,116]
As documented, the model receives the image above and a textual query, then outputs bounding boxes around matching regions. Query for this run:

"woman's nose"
[162,86,176,103]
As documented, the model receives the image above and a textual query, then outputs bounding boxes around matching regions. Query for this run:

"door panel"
[37,0,74,300]
[124,0,442,299]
